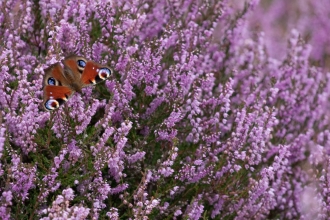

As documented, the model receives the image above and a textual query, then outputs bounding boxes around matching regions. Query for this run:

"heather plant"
[246,0,330,67]
[1,0,330,219]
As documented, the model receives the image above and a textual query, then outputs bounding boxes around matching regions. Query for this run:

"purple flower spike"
[2,0,330,219]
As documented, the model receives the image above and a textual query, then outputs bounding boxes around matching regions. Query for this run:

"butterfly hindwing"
[62,55,87,80]
[43,63,67,87]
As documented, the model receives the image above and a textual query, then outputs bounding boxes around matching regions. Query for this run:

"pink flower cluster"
[1,0,330,219]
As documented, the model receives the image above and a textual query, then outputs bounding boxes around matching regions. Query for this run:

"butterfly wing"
[62,55,112,86]
[43,85,74,111]
[62,55,87,80]
[43,63,67,87]
[42,55,113,111]
[43,63,74,111]
[80,61,112,86]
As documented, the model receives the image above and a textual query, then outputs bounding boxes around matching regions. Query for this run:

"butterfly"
[43,55,112,111]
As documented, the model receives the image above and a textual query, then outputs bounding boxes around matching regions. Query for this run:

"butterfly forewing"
[80,61,112,85]
[43,85,74,111]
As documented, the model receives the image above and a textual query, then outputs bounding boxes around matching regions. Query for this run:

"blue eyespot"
[98,68,111,79]
[77,60,86,68]
[48,77,56,85]
[45,99,59,111]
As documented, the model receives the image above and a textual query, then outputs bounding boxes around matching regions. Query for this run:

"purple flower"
[2,0,330,219]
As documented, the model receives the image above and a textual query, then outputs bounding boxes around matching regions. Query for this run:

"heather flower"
[183,196,204,220]
[0,127,5,170]
[40,188,90,219]
[106,207,119,220]
[174,209,182,217]
[2,0,330,219]
[7,154,36,200]
[0,191,12,220]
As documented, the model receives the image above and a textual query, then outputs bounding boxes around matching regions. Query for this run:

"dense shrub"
[1,0,330,219]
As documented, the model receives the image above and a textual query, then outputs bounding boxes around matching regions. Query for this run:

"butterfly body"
[42,55,112,111]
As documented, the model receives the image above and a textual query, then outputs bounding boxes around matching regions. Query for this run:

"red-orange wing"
[43,85,74,111]
[62,55,85,80]
[80,61,112,86]
[43,63,67,87]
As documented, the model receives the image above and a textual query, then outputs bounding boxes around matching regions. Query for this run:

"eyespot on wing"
[98,68,111,79]
[80,62,112,85]
[63,56,87,74]
[43,85,73,111]
[46,77,61,86]
[44,99,60,111]
[43,63,66,87]
[77,60,86,69]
